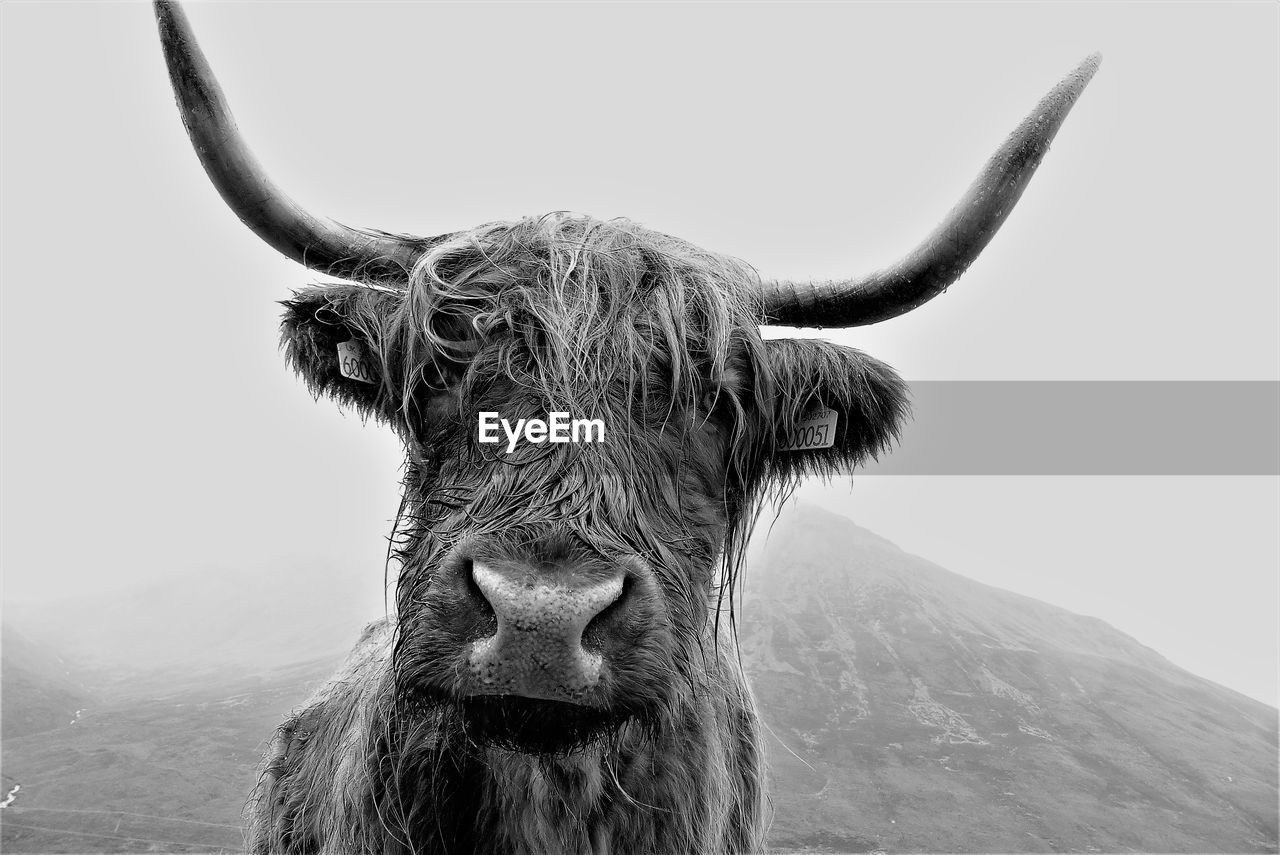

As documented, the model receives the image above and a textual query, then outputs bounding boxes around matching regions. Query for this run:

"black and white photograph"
[2,2,1276,853]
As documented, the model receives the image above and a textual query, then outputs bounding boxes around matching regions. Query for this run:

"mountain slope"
[4,561,386,696]
[1,626,95,739]
[2,506,1275,853]
[0,656,334,853]
[741,504,1278,853]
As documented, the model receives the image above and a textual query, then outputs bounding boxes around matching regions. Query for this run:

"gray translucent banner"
[859,382,1279,475]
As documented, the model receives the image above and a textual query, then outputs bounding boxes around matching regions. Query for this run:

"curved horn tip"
[1060,52,1103,102]
[1077,52,1103,80]
[757,53,1103,329]
[152,0,440,283]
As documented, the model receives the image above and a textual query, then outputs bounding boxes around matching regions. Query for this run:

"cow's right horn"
[154,1,447,285]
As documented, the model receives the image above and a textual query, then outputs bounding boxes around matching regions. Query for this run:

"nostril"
[583,573,630,644]
[462,558,496,620]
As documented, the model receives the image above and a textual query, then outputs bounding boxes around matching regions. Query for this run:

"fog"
[2,2,1276,707]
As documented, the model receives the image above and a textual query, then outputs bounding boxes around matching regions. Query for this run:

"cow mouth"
[459,696,628,754]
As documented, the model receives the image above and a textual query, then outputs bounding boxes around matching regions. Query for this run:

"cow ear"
[762,339,910,481]
[280,284,411,426]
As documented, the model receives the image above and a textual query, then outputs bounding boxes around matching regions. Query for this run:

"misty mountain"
[741,504,1278,852]
[2,505,1276,852]
[0,656,332,853]
[1,626,95,739]
[4,560,387,693]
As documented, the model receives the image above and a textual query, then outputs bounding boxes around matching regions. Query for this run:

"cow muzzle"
[465,559,627,704]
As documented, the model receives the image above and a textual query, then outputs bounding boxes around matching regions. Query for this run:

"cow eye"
[698,387,731,430]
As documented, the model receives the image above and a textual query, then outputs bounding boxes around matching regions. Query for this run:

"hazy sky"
[2,3,1276,705]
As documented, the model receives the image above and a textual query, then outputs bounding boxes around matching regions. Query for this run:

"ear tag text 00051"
[781,408,838,451]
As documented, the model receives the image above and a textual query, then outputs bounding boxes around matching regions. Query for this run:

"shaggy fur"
[248,617,762,855]
[257,214,908,854]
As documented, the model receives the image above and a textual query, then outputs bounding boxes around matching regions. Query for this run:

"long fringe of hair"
[289,212,906,629]
[339,214,783,612]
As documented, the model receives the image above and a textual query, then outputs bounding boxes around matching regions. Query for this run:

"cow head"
[156,1,1097,753]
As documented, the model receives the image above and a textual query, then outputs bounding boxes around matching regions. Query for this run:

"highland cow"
[154,3,1098,852]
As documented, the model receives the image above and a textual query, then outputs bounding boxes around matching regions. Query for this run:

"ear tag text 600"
[337,340,378,385]
[782,408,838,451]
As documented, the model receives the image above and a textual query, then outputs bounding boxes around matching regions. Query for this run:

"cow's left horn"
[758,53,1101,328]
[154,1,445,284]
